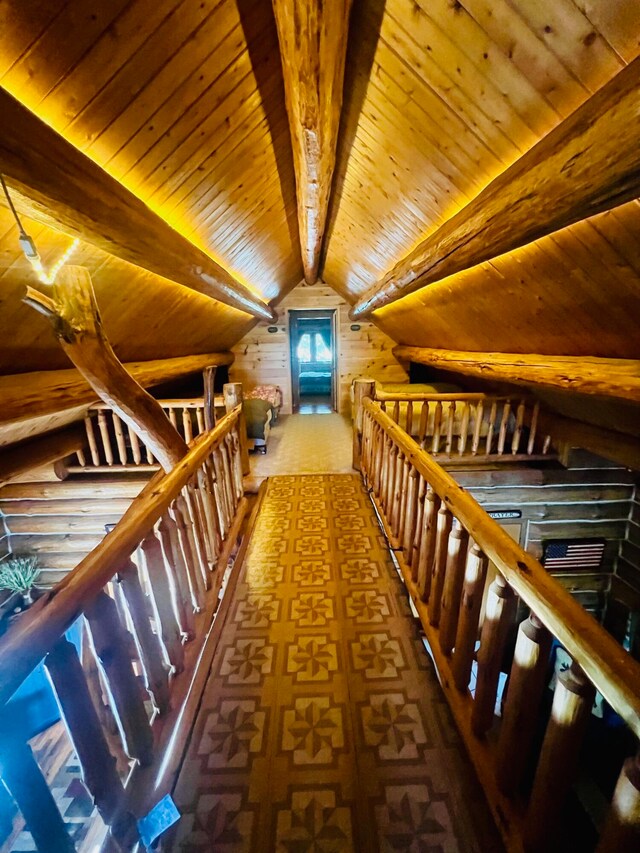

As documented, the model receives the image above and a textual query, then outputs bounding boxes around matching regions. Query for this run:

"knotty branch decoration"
[24,265,187,471]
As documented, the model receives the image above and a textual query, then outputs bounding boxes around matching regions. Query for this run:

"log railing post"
[495,612,552,796]
[402,468,419,564]
[438,521,470,655]
[0,732,75,853]
[417,486,440,601]
[44,636,136,845]
[471,572,517,737]
[597,752,640,852]
[138,532,185,673]
[171,498,206,609]
[157,513,196,636]
[223,383,249,475]
[452,543,489,692]
[525,660,596,851]
[84,591,154,766]
[427,504,453,626]
[410,475,426,580]
[116,558,171,713]
[352,379,376,470]
[203,366,217,430]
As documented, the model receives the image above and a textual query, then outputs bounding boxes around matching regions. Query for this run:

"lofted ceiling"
[0,0,639,379]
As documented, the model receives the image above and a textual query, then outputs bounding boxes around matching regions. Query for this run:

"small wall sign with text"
[488,510,522,520]
[350,324,361,331]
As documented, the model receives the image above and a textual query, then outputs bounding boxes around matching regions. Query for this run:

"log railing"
[359,397,640,852]
[74,398,213,471]
[0,407,247,851]
[352,380,554,469]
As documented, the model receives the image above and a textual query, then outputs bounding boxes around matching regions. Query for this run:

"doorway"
[289,309,337,414]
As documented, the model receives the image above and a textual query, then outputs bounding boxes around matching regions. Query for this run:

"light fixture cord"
[0,173,28,238]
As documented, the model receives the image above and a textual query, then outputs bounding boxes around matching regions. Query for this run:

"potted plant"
[0,554,41,613]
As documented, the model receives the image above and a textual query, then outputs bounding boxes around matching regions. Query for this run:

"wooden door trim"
[289,309,337,413]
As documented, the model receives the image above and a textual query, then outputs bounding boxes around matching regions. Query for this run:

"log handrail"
[374,389,517,403]
[360,397,640,850]
[91,398,214,409]
[363,398,640,734]
[0,405,241,705]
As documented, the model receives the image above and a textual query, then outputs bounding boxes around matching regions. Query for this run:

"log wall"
[229,283,407,415]
[454,465,636,620]
[618,486,640,592]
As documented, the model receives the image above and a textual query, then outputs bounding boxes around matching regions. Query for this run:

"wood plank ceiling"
[323,0,640,357]
[0,0,639,377]
[0,0,299,373]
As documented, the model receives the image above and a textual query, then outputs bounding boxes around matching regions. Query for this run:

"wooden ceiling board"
[0,0,301,301]
[372,201,640,360]
[0,205,254,374]
[325,0,633,298]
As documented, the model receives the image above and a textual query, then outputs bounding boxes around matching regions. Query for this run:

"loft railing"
[74,399,211,471]
[359,397,640,852]
[0,406,249,852]
[352,380,555,468]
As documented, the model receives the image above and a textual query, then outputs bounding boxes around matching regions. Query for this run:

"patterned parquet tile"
[170,475,503,853]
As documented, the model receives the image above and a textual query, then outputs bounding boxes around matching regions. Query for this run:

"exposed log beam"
[351,57,640,319]
[272,0,352,284]
[534,410,640,471]
[0,88,276,322]
[0,350,233,427]
[393,346,640,403]
[0,424,86,487]
[24,267,188,471]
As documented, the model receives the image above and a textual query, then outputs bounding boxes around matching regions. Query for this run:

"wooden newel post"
[203,366,217,430]
[223,382,249,476]
[352,379,376,470]
[597,751,640,852]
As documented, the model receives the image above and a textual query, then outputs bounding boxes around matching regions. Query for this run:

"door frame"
[289,309,338,413]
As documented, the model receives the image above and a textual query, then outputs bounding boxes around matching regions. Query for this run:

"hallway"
[249,414,353,479]
[169,474,501,852]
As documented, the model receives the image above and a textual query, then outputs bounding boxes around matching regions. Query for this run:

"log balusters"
[358,398,640,852]
[0,406,247,850]
[368,389,555,461]
[76,399,210,469]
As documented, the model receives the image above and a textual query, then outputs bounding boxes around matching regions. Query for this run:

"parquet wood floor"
[170,474,502,852]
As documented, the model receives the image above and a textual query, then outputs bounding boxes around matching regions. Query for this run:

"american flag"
[543,539,606,571]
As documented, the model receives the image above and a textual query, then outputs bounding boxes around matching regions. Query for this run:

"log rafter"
[351,56,640,319]
[0,88,277,322]
[272,0,353,284]
[393,346,640,404]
